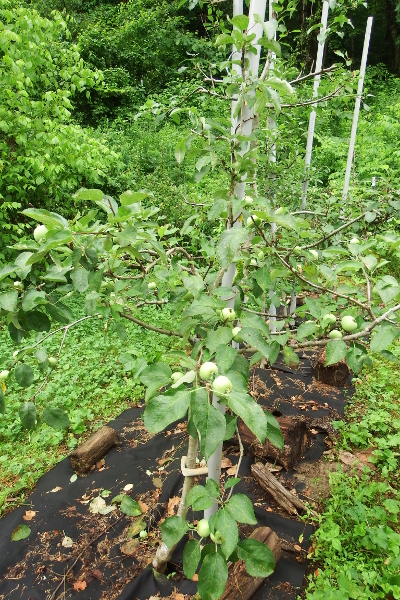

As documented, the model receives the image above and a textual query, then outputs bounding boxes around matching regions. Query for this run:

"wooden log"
[239,415,309,471]
[313,347,350,387]
[70,426,119,473]
[221,527,281,600]
[251,462,307,516]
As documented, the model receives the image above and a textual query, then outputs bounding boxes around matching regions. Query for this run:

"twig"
[289,64,339,85]
[119,311,181,337]
[300,211,370,249]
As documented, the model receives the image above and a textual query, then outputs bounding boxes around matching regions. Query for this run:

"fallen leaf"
[310,428,319,435]
[96,459,105,469]
[192,574,198,582]
[92,569,102,580]
[73,580,87,591]
[266,507,273,512]
[23,510,36,521]
[101,489,112,498]
[70,474,78,483]
[168,496,180,516]
[48,486,62,493]
[175,594,185,600]
[62,536,74,548]
[138,500,149,513]
[121,539,140,555]
[152,477,163,489]
[339,451,357,466]
[221,457,232,469]
[127,519,147,539]
[89,496,117,515]
[314,569,319,577]
[11,524,31,541]
[226,466,237,476]
[293,544,302,552]
[123,484,134,491]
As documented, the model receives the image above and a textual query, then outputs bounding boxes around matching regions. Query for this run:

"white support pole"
[205,0,267,519]
[301,0,330,210]
[342,16,373,200]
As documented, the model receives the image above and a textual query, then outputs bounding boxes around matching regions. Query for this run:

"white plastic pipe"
[205,0,267,519]
[343,16,373,200]
[301,0,330,210]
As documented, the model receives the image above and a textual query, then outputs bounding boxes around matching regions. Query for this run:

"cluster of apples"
[322,313,358,339]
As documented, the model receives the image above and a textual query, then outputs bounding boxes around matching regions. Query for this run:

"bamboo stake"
[342,16,373,200]
[301,0,330,210]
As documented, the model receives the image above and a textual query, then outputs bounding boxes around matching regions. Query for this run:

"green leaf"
[119,190,148,205]
[19,402,36,429]
[237,538,275,577]
[192,390,226,460]
[160,516,189,548]
[296,321,318,340]
[11,524,31,542]
[185,485,213,511]
[370,326,398,353]
[223,414,237,440]
[46,303,74,324]
[74,188,104,202]
[71,268,89,293]
[139,363,172,386]
[120,496,143,517]
[24,311,51,332]
[224,477,240,490]
[228,392,267,443]
[216,228,248,268]
[183,539,201,579]
[15,364,34,388]
[143,388,190,433]
[215,345,237,374]
[0,291,18,312]
[265,412,284,450]
[198,552,228,600]
[205,479,220,499]
[214,508,239,558]
[21,289,46,312]
[22,208,68,229]
[231,14,249,29]
[325,340,347,366]
[43,406,70,430]
[282,346,299,369]
[206,327,233,355]
[0,389,5,414]
[175,138,186,164]
[226,494,257,524]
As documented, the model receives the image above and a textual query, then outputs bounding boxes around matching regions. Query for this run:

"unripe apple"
[212,375,233,398]
[33,224,48,243]
[199,362,218,381]
[232,326,243,343]
[171,371,184,383]
[250,259,257,266]
[13,350,19,359]
[350,237,360,244]
[244,196,253,205]
[341,315,357,332]
[48,357,58,367]
[148,282,157,291]
[221,307,235,322]
[322,313,336,326]
[309,249,318,259]
[197,518,210,538]
[246,215,261,228]
[275,207,284,215]
[139,530,148,539]
[0,370,9,381]
[329,329,343,339]
[182,291,194,302]
[14,281,23,290]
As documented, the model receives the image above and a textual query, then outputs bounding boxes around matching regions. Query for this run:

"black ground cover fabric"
[0,356,352,600]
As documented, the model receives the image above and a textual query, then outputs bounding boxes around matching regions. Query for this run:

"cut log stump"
[70,426,119,473]
[313,347,350,387]
[251,462,307,516]
[221,527,281,600]
[239,416,309,471]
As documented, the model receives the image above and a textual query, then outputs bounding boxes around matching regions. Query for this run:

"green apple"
[182,291,194,302]
[197,518,210,538]
[14,281,23,290]
[244,196,253,205]
[232,326,243,343]
[199,362,218,381]
[139,530,148,539]
[250,258,257,266]
[171,371,184,383]
[322,313,336,326]
[212,375,233,398]
[350,237,360,244]
[341,315,357,332]
[246,215,261,228]
[148,282,157,290]
[309,249,318,259]
[48,356,58,367]
[329,329,343,339]
[0,370,9,381]
[33,224,48,242]
[221,307,235,322]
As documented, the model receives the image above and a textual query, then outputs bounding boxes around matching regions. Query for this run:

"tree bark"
[221,527,281,600]
[386,0,400,73]
[70,426,118,473]
[251,462,307,516]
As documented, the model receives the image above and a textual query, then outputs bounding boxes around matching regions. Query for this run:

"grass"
[305,345,400,600]
[0,298,181,515]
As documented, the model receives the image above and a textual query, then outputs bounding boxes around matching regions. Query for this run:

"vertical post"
[342,17,373,200]
[205,0,267,519]
[301,0,330,210]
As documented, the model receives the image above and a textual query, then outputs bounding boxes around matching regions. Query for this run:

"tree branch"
[119,311,181,337]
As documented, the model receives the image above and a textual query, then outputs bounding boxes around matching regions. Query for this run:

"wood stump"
[70,426,119,473]
[221,527,281,600]
[313,347,350,386]
[238,415,309,471]
[251,462,307,516]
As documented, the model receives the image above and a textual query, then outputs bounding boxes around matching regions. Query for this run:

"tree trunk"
[386,0,400,73]
[69,426,118,473]
[251,462,307,516]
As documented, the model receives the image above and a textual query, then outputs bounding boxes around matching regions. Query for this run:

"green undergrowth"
[305,344,400,600]
[0,299,180,515]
